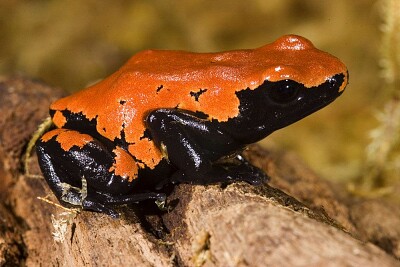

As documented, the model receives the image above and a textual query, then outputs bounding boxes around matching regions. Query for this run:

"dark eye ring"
[268,80,300,104]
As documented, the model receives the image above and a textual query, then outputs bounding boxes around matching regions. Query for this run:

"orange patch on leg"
[41,129,94,151]
[109,146,138,182]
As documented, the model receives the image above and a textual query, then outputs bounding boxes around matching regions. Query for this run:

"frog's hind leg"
[36,128,156,217]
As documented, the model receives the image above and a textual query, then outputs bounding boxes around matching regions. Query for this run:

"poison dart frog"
[36,35,348,217]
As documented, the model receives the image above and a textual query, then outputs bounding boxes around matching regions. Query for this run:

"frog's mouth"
[300,86,345,118]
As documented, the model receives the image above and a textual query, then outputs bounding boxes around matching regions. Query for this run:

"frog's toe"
[82,199,120,218]
[243,170,270,185]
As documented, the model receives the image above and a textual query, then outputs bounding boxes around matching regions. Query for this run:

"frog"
[35,35,348,217]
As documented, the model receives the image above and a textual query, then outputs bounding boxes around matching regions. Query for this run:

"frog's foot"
[98,192,166,206]
[60,176,88,206]
[169,162,269,186]
[60,191,119,218]
[223,154,270,185]
[56,176,117,217]
[61,185,166,218]
[85,191,167,217]
[81,199,120,218]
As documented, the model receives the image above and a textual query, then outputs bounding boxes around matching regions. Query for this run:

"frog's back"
[50,34,347,147]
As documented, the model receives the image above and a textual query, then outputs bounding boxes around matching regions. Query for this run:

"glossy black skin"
[36,73,345,217]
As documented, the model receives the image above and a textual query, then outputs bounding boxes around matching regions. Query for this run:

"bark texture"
[0,76,399,266]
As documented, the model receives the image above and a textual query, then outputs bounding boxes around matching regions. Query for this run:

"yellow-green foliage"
[360,0,400,194]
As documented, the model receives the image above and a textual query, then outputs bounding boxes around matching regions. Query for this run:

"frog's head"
[220,35,349,144]
[259,71,347,130]
[225,70,348,144]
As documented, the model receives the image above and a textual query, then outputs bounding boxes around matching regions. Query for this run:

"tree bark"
[0,76,399,266]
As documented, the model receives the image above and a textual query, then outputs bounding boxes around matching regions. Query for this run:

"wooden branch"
[0,76,398,266]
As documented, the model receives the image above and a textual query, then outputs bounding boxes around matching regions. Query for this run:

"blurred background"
[1,0,398,202]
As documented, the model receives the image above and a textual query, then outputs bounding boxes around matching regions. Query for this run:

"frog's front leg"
[146,109,269,186]
[36,129,164,217]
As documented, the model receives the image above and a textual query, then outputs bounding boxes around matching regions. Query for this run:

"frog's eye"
[268,80,300,104]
